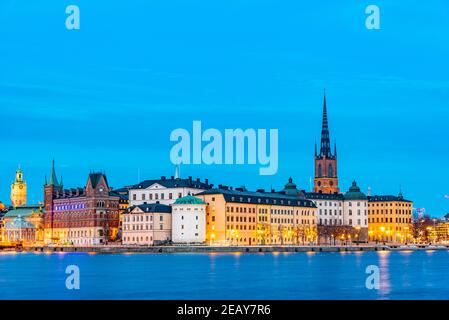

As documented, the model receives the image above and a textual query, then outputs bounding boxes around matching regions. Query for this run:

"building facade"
[313,93,339,194]
[368,193,413,243]
[10,166,27,207]
[129,176,212,207]
[122,203,172,245]
[171,195,207,244]
[197,184,317,246]
[2,205,44,243]
[3,216,36,244]
[43,161,120,245]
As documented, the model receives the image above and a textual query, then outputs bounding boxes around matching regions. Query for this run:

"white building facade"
[343,181,368,234]
[306,180,368,242]
[171,195,207,244]
[129,177,211,207]
[306,193,344,226]
[122,203,172,245]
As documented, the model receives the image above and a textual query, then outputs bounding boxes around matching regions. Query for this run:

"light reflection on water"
[0,250,448,300]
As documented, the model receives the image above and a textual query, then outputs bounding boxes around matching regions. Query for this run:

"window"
[328,164,333,177]
[318,164,322,177]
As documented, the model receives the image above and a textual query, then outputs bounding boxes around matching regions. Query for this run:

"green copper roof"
[344,180,367,200]
[4,205,44,218]
[174,195,206,205]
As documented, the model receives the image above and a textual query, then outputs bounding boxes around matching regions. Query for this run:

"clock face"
[19,185,23,189]
[99,187,104,192]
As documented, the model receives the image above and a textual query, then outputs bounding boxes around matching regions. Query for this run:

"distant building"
[122,203,172,245]
[3,216,36,244]
[43,160,120,245]
[110,187,131,240]
[129,176,212,206]
[1,205,44,242]
[197,183,317,246]
[368,192,413,243]
[172,195,207,244]
[306,95,370,243]
[10,166,27,207]
[343,181,368,241]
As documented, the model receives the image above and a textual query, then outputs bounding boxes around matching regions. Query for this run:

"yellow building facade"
[10,167,27,207]
[198,187,317,246]
[367,193,413,243]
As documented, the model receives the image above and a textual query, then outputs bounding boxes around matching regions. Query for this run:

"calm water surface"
[0,250,447,300]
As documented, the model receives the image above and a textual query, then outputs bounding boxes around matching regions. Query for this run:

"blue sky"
[0,1,448,216]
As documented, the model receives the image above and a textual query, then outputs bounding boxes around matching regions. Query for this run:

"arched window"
[318,164,322,177]
[328,164,333,177]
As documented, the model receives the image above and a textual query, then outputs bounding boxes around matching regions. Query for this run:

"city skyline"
[0,0,448,216]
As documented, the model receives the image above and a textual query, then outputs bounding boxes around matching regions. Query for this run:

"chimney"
[257,189,265,193]
[188,176,192,182]
[196,178,200,182]
[205,179,209,185]
[171,176,174,180]
[161,176,166,180]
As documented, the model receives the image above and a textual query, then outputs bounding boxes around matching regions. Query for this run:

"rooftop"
[4,205,44,218]
[198,188,316,208]
[368,195,412,203]
[131,177,212,190]
[126,203,172,214]
[174,195,206,205]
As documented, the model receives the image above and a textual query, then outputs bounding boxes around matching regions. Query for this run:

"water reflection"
[377,251,391,298]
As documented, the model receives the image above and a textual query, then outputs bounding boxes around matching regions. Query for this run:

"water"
[0,250,447,300]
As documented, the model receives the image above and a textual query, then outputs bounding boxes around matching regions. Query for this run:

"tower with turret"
[10,166,27,207]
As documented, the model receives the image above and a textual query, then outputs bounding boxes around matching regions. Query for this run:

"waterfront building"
[197,184,317,246]
[435,221,449,243]
[342,181,368,241]
[129,176,212,207]
[43,161,120,245]
[110,187,131,240]
[306,192,344,227]
[171,195,207,244]
[10,166,27,207]
[122,203,172,245]
[368,192,413,243]
[3,216,36,244]
[313,93,339,194]
[1,204,44,242]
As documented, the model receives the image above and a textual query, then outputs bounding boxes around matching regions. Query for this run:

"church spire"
[320,89,332,158]
[49,159,60,186]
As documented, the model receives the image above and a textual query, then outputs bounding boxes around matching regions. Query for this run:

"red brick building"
[43,161,120,245]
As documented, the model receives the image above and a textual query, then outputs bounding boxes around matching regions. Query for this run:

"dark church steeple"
[313,90,339,194]
[320,90,332,158]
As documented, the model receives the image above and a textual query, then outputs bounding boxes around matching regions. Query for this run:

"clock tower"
[313,92,340,194]
[10,166,27,207]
